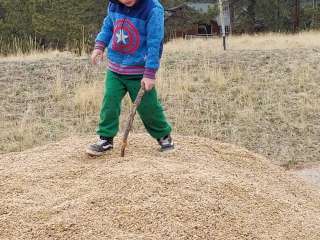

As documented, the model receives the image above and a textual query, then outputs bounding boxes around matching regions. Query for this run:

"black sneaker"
[157,135,174,152]
[86,137,113,156]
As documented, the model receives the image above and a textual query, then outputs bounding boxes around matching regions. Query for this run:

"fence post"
[219,0,227,50]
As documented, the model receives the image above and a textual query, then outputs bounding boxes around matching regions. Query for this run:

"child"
[86,0,174,156]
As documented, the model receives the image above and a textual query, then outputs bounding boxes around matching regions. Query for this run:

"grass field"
[1,31,320,167]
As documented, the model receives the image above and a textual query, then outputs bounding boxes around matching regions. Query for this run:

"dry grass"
[0,36,39,56]
[0,50,73,62]
[73,81,103,116]
[1,32,320,166]
[166,30,320,52]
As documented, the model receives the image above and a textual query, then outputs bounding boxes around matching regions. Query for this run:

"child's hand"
[141,77,155,91]
[91,49,104,65]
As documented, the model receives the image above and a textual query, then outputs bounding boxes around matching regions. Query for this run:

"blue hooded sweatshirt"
[94,0,164,79]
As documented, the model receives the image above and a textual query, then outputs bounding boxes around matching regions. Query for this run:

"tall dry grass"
[166,31,320,53]
[1,32,320,167]
[0,36,40,56]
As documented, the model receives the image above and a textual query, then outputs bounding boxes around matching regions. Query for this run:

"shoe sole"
[86,148,112,157]
[159,145,175,152]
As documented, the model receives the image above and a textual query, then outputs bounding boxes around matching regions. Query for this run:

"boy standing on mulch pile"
[86,0,174,156]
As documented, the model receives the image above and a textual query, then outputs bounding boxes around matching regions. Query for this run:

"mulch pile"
[1,134,319,239]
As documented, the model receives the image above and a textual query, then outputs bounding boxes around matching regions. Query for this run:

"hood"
[109,0,143,8]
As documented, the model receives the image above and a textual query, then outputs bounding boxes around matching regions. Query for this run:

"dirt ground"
[1,134,319,239]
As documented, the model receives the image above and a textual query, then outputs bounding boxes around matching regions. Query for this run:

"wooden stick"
[121,86,145,157]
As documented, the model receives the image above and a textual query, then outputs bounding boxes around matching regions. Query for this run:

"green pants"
[97,70,172,140]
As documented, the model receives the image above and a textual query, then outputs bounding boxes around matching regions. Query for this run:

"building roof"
[165,1,231,27]
[301,0,319,6]
[186,3,216,13]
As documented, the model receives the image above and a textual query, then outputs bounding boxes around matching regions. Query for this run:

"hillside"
[1,33,320,166]
[1,134,320,239]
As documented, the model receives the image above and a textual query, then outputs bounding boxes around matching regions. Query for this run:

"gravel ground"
[1,134,319,239]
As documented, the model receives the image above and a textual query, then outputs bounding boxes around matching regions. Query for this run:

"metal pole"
[277,0,280,31]
[228,1,233,35]
[219,0,226,50]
